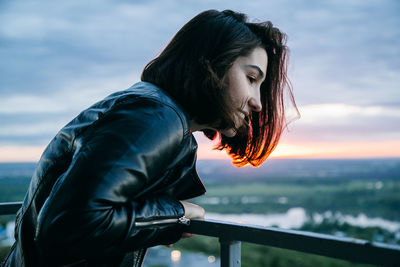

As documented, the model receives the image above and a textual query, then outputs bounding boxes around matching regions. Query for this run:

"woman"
[2,9,296,267]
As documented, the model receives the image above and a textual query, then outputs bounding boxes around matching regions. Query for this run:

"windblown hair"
[141,9,298,167]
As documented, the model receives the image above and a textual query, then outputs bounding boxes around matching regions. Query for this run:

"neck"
[189,120,202,133]
[189,120,214,133]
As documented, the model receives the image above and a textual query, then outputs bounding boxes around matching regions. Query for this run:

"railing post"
[219,238,241,267]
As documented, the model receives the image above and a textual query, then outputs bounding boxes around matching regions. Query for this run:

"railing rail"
[0,202,22,215]
[187,219,400,267]
[1,202,400,266]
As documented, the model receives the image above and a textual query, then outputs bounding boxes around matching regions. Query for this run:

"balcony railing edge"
[0,201,23,215]
[187,218,400,266]
[1,202,400,266]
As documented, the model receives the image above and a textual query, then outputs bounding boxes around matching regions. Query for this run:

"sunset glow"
[269,141,400,159]
[0,146,45,162]
[1,138,400,163]
[193,133,400,162]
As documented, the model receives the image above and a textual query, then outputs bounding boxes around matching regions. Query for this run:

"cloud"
[0,121,61,137]
[299,103,400,123]
[0,70,139,113]
[0,0,399,159]
[0,95,69,114]
[282,103,400,143]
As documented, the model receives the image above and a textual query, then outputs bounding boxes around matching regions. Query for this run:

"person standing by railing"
[2,9,297,267]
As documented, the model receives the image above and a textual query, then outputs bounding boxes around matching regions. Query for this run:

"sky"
[0,0,399,162]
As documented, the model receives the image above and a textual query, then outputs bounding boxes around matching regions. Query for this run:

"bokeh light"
[170,249,181,262]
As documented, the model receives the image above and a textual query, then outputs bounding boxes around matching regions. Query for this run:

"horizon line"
[1,155,399,164]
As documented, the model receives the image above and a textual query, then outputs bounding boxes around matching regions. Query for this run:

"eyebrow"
[245,64,265,80]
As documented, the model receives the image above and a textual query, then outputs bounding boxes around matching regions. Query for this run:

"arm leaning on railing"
[1,202,400,267]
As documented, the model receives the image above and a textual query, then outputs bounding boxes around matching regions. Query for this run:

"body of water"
[206,208,400,233]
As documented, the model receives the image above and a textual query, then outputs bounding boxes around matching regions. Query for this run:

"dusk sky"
[0,0,399,162]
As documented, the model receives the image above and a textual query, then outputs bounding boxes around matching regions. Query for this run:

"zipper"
[135,216,190,227]
[178,216,190,225]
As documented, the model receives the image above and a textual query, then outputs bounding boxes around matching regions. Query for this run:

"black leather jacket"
[2,82,206,267]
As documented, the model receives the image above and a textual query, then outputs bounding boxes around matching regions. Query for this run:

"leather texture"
[2,82,206,267]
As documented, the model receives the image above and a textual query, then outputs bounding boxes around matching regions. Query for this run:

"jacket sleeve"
[35,98,189,260]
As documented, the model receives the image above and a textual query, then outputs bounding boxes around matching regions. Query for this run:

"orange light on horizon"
[270,140,400,159]
[0,146,45,162]
[195,134,400,160]
[1,139,400,163]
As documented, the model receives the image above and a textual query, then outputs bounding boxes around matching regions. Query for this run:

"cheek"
[228,80,247,104]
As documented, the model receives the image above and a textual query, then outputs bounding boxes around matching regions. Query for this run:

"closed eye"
[247,76,256,83]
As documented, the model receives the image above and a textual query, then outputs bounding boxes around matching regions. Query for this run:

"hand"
[165,201,204,246]
[179,201,205,219]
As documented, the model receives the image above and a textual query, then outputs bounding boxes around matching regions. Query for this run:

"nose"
[248,91,262,112]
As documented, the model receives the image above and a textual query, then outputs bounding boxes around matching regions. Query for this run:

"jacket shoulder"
[57,82,190,146]
[105,82,190,135]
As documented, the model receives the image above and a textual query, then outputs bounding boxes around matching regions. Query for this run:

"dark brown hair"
[141,9,298,167]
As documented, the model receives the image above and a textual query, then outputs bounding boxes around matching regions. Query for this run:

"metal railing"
[1,202,400,266]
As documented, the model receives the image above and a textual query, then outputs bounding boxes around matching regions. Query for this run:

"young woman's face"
[220,46,268,137]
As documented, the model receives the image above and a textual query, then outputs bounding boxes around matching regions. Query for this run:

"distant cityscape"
[1,158,399,265]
